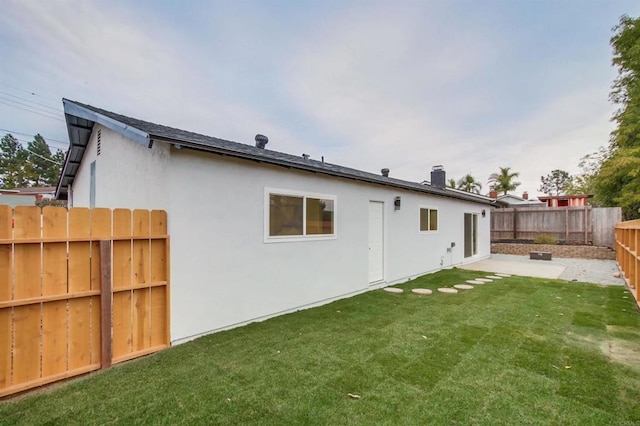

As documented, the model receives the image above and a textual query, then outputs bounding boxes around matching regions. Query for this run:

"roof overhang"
[55,100,153,199]
[55,100,495,206]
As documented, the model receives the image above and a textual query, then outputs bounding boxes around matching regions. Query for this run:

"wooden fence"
[0,205,170,397]
[615,219,640,307]
[491,207,622,247]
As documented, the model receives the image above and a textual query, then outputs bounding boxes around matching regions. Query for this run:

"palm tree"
[447,178,457,188]
[456,174,482,194]
[488,167,521,195]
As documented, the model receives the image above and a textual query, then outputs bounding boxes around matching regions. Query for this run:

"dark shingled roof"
[56,99,494,206]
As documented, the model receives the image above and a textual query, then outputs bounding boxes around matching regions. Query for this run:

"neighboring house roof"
[537,194,593,202]
[56,99,494,206]
[0,186,56,195]
[492,193,544,207]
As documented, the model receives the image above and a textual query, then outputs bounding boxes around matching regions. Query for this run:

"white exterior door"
[368,201,384,283]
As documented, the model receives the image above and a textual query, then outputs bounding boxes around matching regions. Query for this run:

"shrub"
[534,234,558,244]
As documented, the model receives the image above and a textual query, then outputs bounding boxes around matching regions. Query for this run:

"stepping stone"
[495,273,511,277]
[438,288,458,294]
[412,288,433,295]
[454,284,474,290]
[476,278,493,283]
[486,275,503,279]
[466,280,485,285]
[383,287,403,294]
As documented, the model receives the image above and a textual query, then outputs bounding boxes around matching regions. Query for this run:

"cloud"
[0,0,310,152]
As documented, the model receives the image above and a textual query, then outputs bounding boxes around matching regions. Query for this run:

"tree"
[0,133,64,189]
[565,147,608,200]
[539,170,572,195]
[457,174,482,194]
[592,15,640,218]
[0,134,30,188]
[27,134,61,186]
[488,167,520,195]
[447,178,457,188]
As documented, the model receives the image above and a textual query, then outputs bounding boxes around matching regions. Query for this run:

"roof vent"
[255,134,268,149]
[381,168,389,177]
[302,153,310,160]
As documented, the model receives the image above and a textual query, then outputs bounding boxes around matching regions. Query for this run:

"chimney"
[522,191,529,200]
[489,190,498,199]
[381,168,389,177]
[430,165,445,189]
[255,134,268,149]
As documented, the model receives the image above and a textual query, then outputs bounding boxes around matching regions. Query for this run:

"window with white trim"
[266,189,336,241]
[419,207,438,232]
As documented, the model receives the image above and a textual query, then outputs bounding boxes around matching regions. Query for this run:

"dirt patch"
[600,340,640,370]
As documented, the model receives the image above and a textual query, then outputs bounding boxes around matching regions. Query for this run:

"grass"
[1,269,640,425]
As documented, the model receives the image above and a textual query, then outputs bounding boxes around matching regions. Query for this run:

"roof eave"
[154,136,493,206]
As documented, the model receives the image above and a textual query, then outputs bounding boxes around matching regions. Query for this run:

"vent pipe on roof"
[430,165,446,189]
[302,153,310,160]
[381,168,389,177]
[255,134,268,149]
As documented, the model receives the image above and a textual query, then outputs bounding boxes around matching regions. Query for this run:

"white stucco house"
[56,99,494,344]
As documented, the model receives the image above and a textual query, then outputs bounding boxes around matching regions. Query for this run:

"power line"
[0,83,60,104]
[0,128,68,145]
[0,101,64,122]
[0,96,63,116]
[0,91,62,113]
[14,138,64,164]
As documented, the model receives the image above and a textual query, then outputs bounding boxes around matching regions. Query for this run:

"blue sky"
[1,0,638,196]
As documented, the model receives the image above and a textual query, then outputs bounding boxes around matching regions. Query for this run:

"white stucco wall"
[168,149,490,343]
[69,129,490,344]
[71,125,170,211]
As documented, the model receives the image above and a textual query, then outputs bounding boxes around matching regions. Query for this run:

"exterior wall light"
[394,196,401,211]
[481,209,486,218]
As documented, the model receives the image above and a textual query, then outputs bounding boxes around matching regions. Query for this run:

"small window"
[266,189,336,241]
[420,207,438,232]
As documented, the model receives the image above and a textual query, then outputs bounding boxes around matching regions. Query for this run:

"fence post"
[584,206,588,243]
[513,209,517,240]
[565,208,569,241]
[100,240,112,369]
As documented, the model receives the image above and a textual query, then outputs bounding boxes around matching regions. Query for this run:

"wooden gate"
[0,205,170,397]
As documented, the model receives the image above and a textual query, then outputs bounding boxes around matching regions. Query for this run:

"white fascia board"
[63,100,151,148]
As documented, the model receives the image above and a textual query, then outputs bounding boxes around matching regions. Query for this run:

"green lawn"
[2,269,640,425]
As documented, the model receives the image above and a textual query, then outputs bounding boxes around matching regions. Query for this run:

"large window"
[419,207,438,232]
[267,189,336,241]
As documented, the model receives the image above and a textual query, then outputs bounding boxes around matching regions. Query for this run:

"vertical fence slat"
[112,209,132,359]
[12,207,42,385]
[0,206,11,389]
[43,207,67,296]
[41,207,68,378]
[68,208,91,292]
[13,305,41,384]
[113,210,132,289]
[42,300,67,377]
[132,210,150,351]
[68,208,91,371]
[0,199,11,390]
[132,289,150,351]
[0,308,10,388]
[150,210,168,347]
[90,208,111,366]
